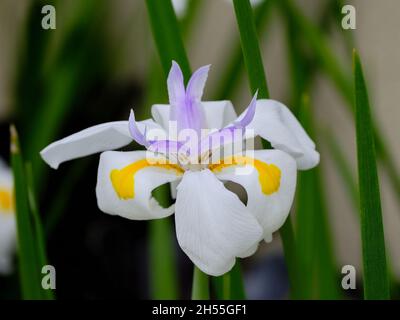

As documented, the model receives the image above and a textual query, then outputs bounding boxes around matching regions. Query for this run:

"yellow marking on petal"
[110,159,184,200]
[209,156,281,195]
[0,188,14,213]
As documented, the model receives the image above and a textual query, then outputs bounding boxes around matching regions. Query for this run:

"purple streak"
[129,109,150,147]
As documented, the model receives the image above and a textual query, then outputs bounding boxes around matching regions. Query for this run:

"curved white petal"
[174,169,262,276]
[151,100,237,132]
[241,99,319,170]
[211,150,297,242]
[40,119,163,169]
[96,150,182,220]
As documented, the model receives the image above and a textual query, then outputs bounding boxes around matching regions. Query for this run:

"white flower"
[0,159,16,275]
[41,62,319,276]
[172,0,264,18]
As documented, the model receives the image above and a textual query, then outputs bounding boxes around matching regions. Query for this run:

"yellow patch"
[0,188,13,213]
[110,159,184,199]
[209,156,281,195]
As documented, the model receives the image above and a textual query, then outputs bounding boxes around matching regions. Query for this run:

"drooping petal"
[240,99,320,170]
[210,150,297,242]
[152,100,237,132]
[174,169,263,276]
[40,120,162,169]
[96,151,183,220]
[186,65,210,103]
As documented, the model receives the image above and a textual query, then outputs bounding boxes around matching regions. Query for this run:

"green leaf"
[232,0,269,98]
[233,0,301,298]
[145,0,191,80]
[353,51,390,299]
[213,0,273,100]
[10,126,53,300]
[191,267,210,300]
[148,218,178,299]
[25,163,54,300]
[212,262,246,300]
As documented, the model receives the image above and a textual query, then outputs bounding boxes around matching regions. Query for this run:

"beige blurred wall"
[0,0,399,277]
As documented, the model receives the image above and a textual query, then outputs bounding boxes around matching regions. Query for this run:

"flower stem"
[191,267,210,300]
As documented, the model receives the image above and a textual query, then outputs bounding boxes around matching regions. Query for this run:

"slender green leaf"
[213,262,246,300]
[232,0,269,98]
[233,0,301,298]
[10,126,52,299]
[191,266,210,300]
[279,218,301,299]
[213,0,273,100]
[25,163,54,300]
[145,0,191,80]
[353,51,389,299]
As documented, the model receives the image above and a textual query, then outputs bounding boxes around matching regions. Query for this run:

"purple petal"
[168,62,208,134]
[167,61,186,108]
[186,64,211,102]
[234,91,258,128]
[129,110,149,147]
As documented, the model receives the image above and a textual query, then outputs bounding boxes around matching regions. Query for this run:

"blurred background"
[0,0,399,299]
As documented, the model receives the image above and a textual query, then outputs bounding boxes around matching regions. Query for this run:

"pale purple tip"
[129,109,149,147]
[235,90,258,128]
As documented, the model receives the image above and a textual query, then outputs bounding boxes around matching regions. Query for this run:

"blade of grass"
[353,50,389,299]
[232,0,301,299]
[10,126,51,299]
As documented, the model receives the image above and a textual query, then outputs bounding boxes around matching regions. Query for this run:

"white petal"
[0,214,16,275]
[174,169,262,276]
[151,100,237,132]
[40,119,162,169]
[242,99,319,170]
[169,180,180,199]
[0,164,15,275]
[171,0,187,17]
[211,150,297,241]
[96,151,182,220]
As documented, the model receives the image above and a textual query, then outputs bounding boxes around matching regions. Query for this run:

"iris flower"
[0,159,16,275]
[41,62,318,276]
